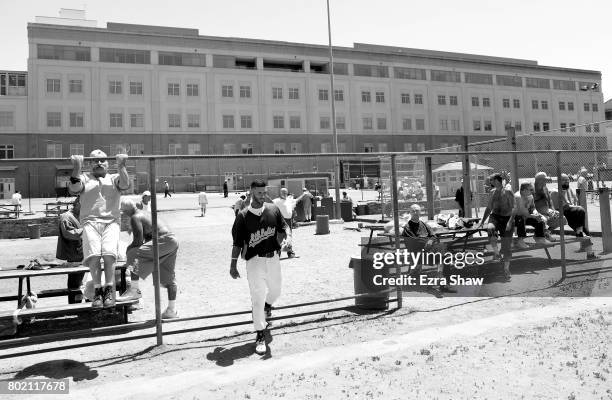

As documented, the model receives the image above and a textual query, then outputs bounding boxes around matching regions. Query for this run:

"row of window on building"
[35,44,600,93]
[42,78,602,116]
[0,109,599,135]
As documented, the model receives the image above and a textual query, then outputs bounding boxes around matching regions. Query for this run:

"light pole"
[326,0,342,220]
[580,83,599,184]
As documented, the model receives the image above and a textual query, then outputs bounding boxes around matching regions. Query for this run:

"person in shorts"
[68,150,130,309]
[118,199,179,319]
[479,173,515,281]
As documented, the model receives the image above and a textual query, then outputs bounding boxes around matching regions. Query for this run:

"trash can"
[315,215,330,235]
[321,197,335,219]
[349,256,389,310]
[28,224,41,240]
[340,201,353,221]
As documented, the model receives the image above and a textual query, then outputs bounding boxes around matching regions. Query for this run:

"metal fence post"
[555,152,566,280]
[390,155,402,309]
[577,188,589,232]
[462,136,472,218]
[425,157,434,219]
[599,187,612,253]
[507,127,519,192]
[149,158,163,345]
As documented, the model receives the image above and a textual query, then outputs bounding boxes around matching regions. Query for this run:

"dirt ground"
[0,192,611,399]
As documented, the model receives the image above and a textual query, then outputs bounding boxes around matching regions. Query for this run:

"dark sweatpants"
[515,215,545,238]
[563,205,589,235]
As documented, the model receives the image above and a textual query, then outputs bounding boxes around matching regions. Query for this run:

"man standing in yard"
[164,181,171,198]
[223,180,229,198]
[198,191,208,217]
[230,179,288,355]
[299,188,313,222]
[68,150,130,309]
[118,199,179,319]
[272,188,297,258]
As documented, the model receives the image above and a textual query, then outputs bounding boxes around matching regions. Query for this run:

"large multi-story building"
[0,9,605,197]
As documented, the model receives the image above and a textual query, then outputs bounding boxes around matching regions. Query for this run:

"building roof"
[433,162,493,173]
[26,22,601,77]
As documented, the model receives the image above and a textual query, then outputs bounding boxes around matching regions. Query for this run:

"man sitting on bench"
[533,172,562,241]
[551,174,596,260]
[514,183,549,249]
[402,204,456,296]
[479,173,515,281]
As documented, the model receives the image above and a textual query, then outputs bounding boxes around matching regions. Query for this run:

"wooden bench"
[373,230,587,264]
[0,203,20,219]
[44,202,73,218]
[0,264,132,334]
[0,299,139,325]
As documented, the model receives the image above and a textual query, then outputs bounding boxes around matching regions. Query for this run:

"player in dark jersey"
[230,179,288,355]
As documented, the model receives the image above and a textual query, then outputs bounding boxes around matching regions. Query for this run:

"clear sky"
[2,0,610,100]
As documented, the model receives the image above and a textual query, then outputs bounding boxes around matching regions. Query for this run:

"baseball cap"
[303,187,308,191]
[142,190,151,197]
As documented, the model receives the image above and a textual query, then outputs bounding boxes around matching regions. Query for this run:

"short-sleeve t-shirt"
[77,172,123,224]
[232,204,288,260]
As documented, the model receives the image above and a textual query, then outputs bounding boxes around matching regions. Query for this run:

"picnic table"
[0,263,135,333]
[44,201,74,217]
[0,203,20,219]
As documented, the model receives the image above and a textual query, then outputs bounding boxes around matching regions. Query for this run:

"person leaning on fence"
[56,197,86,304]
[402,204,456,296]
[479,173,515,281]
[551,174,597,259]
[118,199,180,319]
[68,150,130,309]
[514,182,549,250]
[230,179,288,355]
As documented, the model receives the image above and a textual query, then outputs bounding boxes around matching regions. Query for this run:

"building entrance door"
[0,178,15,200]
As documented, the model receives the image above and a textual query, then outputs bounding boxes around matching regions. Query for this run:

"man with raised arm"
[68,150,130,309]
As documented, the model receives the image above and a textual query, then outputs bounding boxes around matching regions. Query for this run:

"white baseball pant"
[246,254,282,331]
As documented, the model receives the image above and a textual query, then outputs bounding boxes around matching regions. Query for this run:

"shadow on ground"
[12,359,98,381]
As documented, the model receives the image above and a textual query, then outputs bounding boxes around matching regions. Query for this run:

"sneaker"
[503,270,512,282]
[515,239,529,250]
[103,285,115,308]
[254,330,267,355]
[587,252,599,260]
[92,287,104,309]
[162,308,179,319]
[287,251,296,258]
[117,287,142,302]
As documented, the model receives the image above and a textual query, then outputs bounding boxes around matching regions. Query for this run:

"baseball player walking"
[230,179,288,355]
